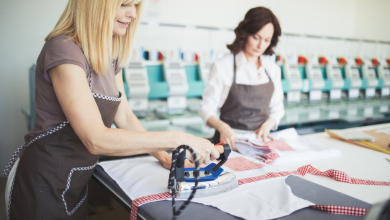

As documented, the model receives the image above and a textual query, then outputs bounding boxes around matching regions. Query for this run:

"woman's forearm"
[86,128,181,156]
[112,105,172,159]
[207,115,228,132]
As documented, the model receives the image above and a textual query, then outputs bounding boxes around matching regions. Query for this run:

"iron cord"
[168,145,200,220]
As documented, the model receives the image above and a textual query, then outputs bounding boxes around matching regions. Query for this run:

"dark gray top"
[25,34,121,143]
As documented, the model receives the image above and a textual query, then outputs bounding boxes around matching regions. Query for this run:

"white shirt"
[199,51,285,130]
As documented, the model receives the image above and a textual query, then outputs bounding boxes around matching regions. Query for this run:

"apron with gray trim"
[4,69,121,220]
[212,55,275,144]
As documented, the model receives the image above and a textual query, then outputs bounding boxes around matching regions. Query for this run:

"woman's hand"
[218,124,237,151]
[160,154,206,170]
[175,132,220,166]
[254,118,276,141]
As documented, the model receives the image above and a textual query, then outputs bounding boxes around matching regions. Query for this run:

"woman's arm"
[48,64,219,164]
[112,70,174,167]
[206,116,237,151]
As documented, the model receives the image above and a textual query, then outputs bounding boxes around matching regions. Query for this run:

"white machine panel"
[306,64,325,90]
[163,61,189,96]
[163,61,189,113]
[128,98,149,112]
[284,64,303,91]
[287,91,301,103]
[125,62,151,96]
[284,63,303,103]
[167,96,187,111]
[125,61,151,114]
[378,65,390,87]
[345,64,362,88]
[306,64,325,102]
[362,65,379,88]
[326,64,344,89]
[330,89,342,100]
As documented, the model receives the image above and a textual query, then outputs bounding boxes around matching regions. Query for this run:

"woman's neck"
[242,50,261,69]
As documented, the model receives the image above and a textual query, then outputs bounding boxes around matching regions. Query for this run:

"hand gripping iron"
[168,143,238,199]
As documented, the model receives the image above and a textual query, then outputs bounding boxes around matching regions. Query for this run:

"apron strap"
[233,54,237,85]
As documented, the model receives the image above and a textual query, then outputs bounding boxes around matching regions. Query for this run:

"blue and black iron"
[168,143,238,199]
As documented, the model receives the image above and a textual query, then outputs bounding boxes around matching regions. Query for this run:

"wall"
[0,0,389,176]
[0,0,69,175]
[141,0,389,41]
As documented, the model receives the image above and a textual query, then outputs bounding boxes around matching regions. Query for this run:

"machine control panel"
[125,62,150,115]
[345,64,363,88]
[163,61,189,113]
[306,64,325,90]
[326,65,344,89]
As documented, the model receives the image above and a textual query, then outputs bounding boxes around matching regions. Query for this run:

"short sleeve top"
[24,34,122,143]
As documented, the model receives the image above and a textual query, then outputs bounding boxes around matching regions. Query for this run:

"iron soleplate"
[171,172,238,199]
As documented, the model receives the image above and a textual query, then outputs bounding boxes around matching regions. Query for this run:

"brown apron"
[212,55,275,144]
[6,70,121,219]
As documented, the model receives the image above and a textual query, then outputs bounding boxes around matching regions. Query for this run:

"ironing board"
[92,163,370,220]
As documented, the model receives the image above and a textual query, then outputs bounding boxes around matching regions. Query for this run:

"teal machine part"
[123,64,205,100]
[319,67,332,92]
[146,65,169,99]
[279,66,290,93]
[122,67,130,99]
[375,67,384,89]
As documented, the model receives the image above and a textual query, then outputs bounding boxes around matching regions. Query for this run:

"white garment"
[235,128,342,164]
[5,158,20,216]
[375,128,390,135]
[199,51,285,129]
[98,153,314,220]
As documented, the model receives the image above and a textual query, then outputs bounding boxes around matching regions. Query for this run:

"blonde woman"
[4,0,218,219]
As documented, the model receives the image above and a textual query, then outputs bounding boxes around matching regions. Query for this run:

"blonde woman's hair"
[46,0,143,75]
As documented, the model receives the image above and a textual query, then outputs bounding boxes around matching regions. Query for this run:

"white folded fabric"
[235,128,341,164]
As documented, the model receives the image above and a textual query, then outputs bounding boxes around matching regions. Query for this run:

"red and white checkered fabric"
[223,157,264,171]
[239,165,390,186]
[264,140,294,151]
[310,205,368,216]
[130,192,171,220]
[130,165,390,219]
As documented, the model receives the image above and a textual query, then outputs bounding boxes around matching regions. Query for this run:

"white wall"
[0,0,69,175]
[0,0,389,176]
[141,0,390,41]
[354,0,390,42]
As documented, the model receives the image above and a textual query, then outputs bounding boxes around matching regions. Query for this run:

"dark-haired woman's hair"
[227,7,281,55]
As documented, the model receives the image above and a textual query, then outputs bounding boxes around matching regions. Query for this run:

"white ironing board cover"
[99,151,315,220]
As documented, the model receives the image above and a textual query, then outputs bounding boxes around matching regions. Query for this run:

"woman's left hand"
[254,118,276,142]
[160,155,206,170]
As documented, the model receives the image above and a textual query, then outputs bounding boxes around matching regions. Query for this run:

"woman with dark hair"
[199,7,284,150]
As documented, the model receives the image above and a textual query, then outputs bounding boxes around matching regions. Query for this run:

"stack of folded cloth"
[234,128,342,164]
[235,138,279,164]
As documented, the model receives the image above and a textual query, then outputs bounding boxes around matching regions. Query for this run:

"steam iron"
[168,143,238,199]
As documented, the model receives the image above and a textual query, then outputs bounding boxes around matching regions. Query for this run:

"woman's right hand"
[175,132,220,166]
[218,124,237,151]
